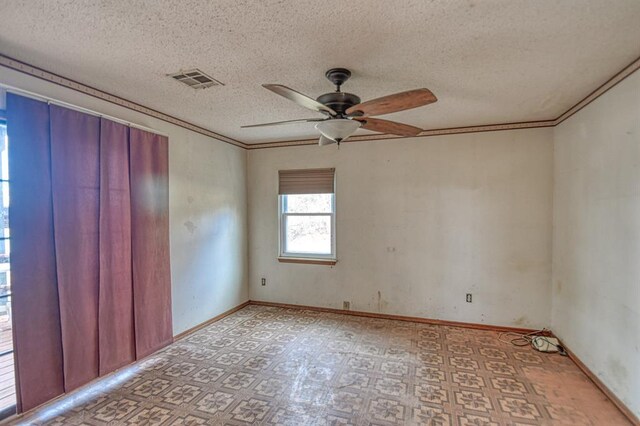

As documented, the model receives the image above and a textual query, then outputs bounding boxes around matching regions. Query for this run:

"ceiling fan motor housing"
[317,92,361,116]
[317,68,362,116]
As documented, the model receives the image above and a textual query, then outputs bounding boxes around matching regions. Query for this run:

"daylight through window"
[278,169,335,259]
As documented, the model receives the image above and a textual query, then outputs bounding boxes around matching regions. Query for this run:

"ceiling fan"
[242,68,437,146]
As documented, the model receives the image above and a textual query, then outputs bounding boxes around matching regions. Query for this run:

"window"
[0,119,10,327]
[278,168,336,262]
[0,118,14,416]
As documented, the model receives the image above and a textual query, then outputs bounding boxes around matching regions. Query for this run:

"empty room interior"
[0,1,639,425]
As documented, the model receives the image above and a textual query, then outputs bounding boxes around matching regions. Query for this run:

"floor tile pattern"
[10,305,630,425]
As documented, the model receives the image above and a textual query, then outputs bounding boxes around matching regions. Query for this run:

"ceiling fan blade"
[241,118,327,128]
[263,84,337,116]
[346,88,437,117]
[319,135,336,146]
[353,117,422,136]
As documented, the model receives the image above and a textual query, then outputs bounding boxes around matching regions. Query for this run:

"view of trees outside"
[283,193,332,254]
[284,193,332,213]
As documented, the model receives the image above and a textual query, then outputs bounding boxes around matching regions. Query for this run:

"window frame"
[0,118,10,290]
[278,192,336,262]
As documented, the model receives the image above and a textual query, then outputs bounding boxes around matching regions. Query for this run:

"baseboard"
[249,300,637,423]
[5,299,636,425]
[173,300,251,341]
[248,300,539,334]
[0,300,252,425]
[557,338,639,426]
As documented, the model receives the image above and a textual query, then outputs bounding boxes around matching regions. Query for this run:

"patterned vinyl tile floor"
[10,305,630,425]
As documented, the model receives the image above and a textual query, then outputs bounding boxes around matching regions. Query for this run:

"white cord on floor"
[498,328,567,355]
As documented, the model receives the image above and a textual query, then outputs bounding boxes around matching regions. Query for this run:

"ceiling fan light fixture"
[315,119,361,143]
[318,135,335,146]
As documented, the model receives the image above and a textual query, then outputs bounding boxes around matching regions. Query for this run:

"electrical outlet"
[261,278,266,286]
[343,301,350,310]
[466,293,472,303]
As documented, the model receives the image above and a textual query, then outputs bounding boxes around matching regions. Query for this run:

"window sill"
[278,257,337,266]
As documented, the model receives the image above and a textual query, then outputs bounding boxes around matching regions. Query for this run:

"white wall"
[248,128,554,329]
[552,70,640,418]
[0,66,249,336]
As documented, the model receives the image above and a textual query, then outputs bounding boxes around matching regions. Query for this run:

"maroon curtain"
[8,95,172,411]
[7,94,65,412]
[130,128,173,358]
[50,105,101,391]
[98,119,135,374]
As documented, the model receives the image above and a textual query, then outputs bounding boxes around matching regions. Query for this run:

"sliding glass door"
[0,119,15,417]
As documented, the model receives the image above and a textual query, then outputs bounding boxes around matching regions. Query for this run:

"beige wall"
[0,66,249,336]
[248,128,554,329]
[5,58,638,418]
[169,134,248,335]
[552,70,640,417]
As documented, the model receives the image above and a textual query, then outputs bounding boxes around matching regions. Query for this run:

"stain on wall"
[248,128,554,329]
[184,220,197,234]
[552,69,640,418]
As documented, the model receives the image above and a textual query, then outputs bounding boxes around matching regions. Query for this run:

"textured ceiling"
[1,0,639,144]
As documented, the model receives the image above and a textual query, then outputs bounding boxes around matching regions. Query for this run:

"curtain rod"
[0,83,169,137]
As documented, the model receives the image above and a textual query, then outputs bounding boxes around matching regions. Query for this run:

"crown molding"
[0,54,248,149]
[247,119,557,149]
[247,54,640,149]
[553,55,640,125]
[1,52,638,151]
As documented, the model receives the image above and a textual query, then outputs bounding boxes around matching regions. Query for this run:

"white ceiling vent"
[169,69,223,89]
